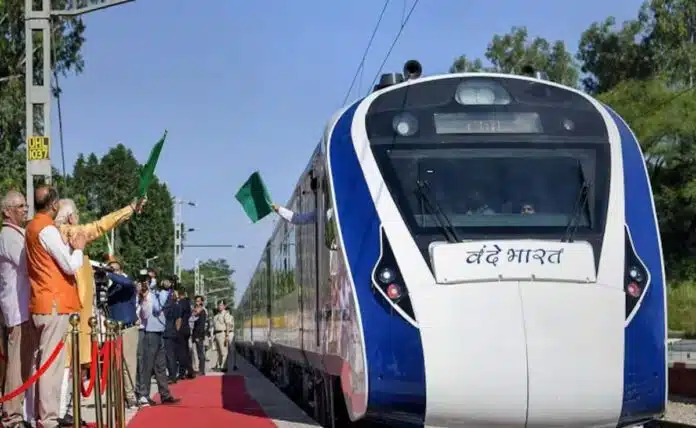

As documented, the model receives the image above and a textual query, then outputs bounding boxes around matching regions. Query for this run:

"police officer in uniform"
[212,300,233,372]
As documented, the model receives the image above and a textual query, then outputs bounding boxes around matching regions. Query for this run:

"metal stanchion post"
[114,322,125,428]
[89,317,104,428]
[105,320,115,428]
[69,314,82,428]
[119,321,129,428]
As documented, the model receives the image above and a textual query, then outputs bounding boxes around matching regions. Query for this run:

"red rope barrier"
[81,340,112,397]
[80,341,99,398]
[0,338,66,403]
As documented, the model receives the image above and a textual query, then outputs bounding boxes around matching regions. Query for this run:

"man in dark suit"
[176,289,194,379]
[162,282,182,384]
[191,295,207,375]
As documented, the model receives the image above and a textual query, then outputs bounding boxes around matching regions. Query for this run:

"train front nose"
[417,283,529,428]
[416,241,625,427]
[519,281,624,428]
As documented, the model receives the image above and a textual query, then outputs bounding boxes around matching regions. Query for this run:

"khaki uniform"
[212,311,233,370]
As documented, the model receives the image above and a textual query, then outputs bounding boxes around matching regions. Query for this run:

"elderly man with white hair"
[53,197,145,426]
[0,190,35,428]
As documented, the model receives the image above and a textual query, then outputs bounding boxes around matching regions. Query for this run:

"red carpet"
[126,375,276,428]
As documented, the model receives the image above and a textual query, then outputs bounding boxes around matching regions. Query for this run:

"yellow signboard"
[27,136,50,161]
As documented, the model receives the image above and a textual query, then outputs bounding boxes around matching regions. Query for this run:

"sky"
[52,0,644,305]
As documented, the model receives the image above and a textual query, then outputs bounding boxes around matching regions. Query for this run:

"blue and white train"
[236,61,667,428]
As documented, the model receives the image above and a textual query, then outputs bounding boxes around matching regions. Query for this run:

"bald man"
[25,186,86,428]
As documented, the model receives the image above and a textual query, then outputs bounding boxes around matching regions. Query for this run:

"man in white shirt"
[25,186,86,428]
[0,190,33,427]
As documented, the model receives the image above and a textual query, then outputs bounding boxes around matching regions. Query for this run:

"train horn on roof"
[403,60,422,80]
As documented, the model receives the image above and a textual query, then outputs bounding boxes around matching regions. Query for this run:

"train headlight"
[392,113,418,137]
[624,226,650,320]
[454,79,511,106]
[628,266,643,282]
[372,229,416,321]
[378,267,395,284]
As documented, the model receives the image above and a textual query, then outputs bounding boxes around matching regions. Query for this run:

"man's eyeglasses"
[9,204,26,209]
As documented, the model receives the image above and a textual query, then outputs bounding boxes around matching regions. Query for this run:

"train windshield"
[384,148,595,230]
[366,75,610,240]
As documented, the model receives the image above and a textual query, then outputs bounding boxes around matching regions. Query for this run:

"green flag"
[138,130,167,198]
[235,171,273,223]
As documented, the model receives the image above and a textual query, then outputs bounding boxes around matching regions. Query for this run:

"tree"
[449,55,486,73]
[577,0,696,94]
[0,148,25,196]
[450,26,579,87]
[650,0,696,87]
[577,13,656,94]
[0,0,86,151]
[599,79,696,278]
[70,144,174,276]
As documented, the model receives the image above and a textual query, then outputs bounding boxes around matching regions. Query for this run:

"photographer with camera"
[134,270,150,405]
[137,278,180,406]
[104,256,138,406]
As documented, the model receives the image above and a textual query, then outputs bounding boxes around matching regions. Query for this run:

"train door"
[296,190,305,351]
[265,245,272,345]
[310,166,323,349]
[298,170,319,353]
[313,163,330,354]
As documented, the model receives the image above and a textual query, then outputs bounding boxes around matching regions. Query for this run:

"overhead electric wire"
[367,0,420,94]
[340,0,391,105]
[49,18,67,186]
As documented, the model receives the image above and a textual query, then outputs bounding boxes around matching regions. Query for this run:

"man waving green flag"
[138,130,167,198]
[236,171,273,223]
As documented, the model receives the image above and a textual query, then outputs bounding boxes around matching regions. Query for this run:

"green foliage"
[69,145,174,277]
[668,281,696,337]
[577,12,656,94]
[600,80,696,278]
[450,26,579,87]
[0,148,25,196]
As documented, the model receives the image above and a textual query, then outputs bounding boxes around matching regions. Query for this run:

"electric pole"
[194,258,200,295]
[25,0,135,217]
[172,197,196,279]
[173,199,182,278]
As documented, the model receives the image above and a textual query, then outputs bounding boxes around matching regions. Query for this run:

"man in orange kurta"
[25,186,87,428]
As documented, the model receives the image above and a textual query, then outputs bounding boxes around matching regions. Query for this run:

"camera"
[92,264,114,308]
[137,268,149,283]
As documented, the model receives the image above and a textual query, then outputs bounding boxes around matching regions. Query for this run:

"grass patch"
[668,281,696,337]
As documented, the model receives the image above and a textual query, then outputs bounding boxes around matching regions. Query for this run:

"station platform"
[106,348,320,428]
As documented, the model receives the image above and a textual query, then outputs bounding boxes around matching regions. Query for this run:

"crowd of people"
[0,185,236,428]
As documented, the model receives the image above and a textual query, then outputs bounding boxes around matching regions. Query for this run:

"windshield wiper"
[562,180,591,243]
[415,180,460,243]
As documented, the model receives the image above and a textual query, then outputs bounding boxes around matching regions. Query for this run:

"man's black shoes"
[161,396,181,405]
